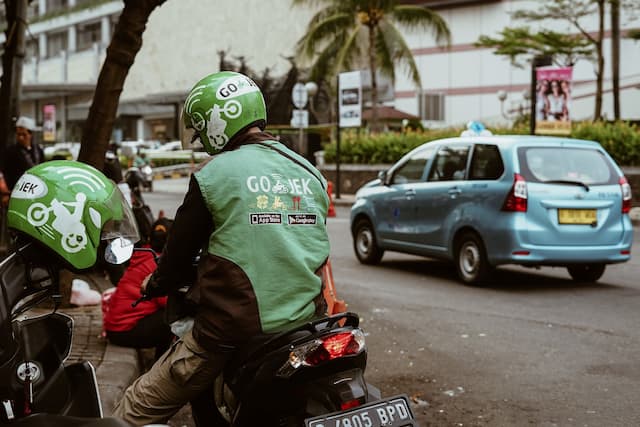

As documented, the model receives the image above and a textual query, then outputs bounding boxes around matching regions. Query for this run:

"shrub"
[322,121,640,165]
[570,121,640,166]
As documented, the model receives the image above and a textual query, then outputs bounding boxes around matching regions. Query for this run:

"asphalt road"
[147,179,640,426]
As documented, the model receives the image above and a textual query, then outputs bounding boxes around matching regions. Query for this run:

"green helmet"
[182,71,266,154]
[7,160,140,270]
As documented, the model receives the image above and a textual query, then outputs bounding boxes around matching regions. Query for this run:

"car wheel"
[455,232,491,285]
[567,264,605,282]
[353,219,383,265]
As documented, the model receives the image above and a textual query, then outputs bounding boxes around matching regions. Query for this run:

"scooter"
[0,242,130,426]
[124,165,153,194]
[155,258,418,427]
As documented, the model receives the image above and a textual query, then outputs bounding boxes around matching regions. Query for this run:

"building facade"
[1,0,638,143]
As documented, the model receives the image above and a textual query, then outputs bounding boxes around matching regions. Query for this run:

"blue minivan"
[350,134,633,285]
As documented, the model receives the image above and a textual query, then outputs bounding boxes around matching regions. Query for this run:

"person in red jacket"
[104,217,175,359]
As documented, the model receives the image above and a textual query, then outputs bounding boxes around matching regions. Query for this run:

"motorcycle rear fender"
[303,368,378,416]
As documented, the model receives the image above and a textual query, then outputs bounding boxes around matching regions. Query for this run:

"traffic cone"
[327,181,336,217]
[322,259,347,315]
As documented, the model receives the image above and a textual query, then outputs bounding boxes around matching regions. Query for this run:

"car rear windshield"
[517,146,619,185]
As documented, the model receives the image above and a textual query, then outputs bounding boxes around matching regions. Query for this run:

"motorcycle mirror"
[104,237,134,264]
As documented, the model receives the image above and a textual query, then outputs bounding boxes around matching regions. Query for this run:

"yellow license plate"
[558,209,597,224]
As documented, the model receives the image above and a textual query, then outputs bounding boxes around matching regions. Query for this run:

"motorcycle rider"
[112,71,330,426]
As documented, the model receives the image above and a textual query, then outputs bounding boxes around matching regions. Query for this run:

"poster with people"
[535,66,573,135]
[43,104,57,142]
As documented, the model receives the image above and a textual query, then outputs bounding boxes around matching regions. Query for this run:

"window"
[419,93,445,121]
[428,145,470,182]
[390,146,436,185]
[469,144,504,180]
[26,39,39,60]
[518,147,617,185]
[47,31,67,58]
[77,21,101,51]
[46,0,67,14]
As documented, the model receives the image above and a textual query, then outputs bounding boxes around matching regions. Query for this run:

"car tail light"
[277,329,365,377]
[619,177,632,214]
[502,173,528,212]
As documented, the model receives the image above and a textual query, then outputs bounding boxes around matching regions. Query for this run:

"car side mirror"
[378,170,387,185]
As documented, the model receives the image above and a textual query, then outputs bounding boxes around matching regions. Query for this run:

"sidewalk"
[63,271,140,417]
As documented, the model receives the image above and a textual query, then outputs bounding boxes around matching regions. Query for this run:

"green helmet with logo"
[182,71,267,155]
[7,160,140,270]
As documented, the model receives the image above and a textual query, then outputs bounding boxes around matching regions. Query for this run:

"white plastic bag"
[70,279,101,306]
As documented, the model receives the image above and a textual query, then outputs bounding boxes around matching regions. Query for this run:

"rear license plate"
[305,395,417,427]
[558,209,597,225]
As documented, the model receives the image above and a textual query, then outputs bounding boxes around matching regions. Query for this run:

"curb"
[96,344,140,416]
[83,272,141,416]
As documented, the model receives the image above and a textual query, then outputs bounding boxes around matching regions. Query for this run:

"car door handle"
[405,189,416,198]
[448,187,461,197]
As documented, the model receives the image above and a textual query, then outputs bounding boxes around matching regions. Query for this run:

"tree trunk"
[78,0,166,170]
[611,0,620,120]
[368,25,379,133]
[594,0,604,120]
[0,0,28,170]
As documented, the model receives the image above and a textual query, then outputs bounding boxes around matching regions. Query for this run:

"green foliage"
[571,121,640,166]
[323,128,461,164]
[322,121,640,166]
[476,26,593,68]
[293,0,450,88]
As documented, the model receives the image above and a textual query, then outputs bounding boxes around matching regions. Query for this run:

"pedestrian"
[112,71,331,426]
[103,217,175,361]
[3,116,45,190]
[103,143,124,183]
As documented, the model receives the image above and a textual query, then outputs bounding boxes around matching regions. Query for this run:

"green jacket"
[184,136,330,349]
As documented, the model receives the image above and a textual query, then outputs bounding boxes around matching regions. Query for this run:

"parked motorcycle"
[0,161,138,426]
[156,259,418,426]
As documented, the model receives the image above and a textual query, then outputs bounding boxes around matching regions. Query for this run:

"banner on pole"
[535,66,573,135]
[338,71,362,128]
[43,104,56,142]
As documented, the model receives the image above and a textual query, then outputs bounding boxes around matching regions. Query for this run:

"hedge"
[322,121,640,166]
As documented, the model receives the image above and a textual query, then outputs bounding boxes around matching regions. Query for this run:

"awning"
[362,106,419,121]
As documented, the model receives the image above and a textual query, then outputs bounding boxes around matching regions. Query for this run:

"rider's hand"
[140,274,152,295]
[140,273,167,298]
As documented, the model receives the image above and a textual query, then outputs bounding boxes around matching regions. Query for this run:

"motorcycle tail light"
[340,398,362,410]
[277,329,365,377]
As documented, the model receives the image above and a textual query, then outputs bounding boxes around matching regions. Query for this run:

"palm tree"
[293,0,450,131]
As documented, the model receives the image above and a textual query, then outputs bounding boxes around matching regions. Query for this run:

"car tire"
[455,232,492,285]
[567,264,605,282]
[353,219,384,265]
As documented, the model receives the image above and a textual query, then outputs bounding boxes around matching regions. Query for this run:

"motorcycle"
[124,165,153,194]
[157,258,419,427]
[0,241,131,426]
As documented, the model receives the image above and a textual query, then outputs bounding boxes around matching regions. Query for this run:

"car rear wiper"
[542,180,590,191]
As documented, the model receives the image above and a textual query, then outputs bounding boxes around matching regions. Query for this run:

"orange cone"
[322,259,347,315]
[327,181,336,217]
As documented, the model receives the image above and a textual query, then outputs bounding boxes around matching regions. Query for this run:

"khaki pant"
[112,329,230,426]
